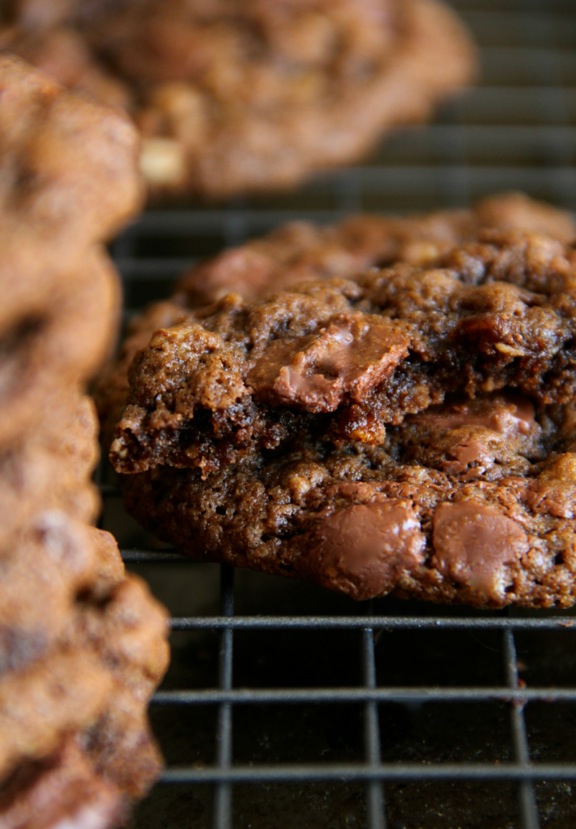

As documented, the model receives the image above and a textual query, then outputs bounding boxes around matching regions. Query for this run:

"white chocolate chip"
[494,343,527,357]
[140,137,186,186]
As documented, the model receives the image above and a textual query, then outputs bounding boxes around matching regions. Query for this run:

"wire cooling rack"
[102,1,576,827]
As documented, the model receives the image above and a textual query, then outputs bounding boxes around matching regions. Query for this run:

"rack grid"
[103,2,576,826]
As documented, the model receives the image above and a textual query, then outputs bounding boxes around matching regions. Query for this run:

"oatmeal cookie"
[1,0,475,199]
[110,219,576,608]
[0,738,128,829]
[0,522,169,819]
[0,56,141,448]
[0,393,101,543]
[0,248,121,450]
[0,54,142,244]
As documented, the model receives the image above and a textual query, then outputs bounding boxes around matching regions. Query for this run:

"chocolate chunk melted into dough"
[305,498,425,600]
[401,393,544,480]
[248,314,409,412]
[432,501,530,602]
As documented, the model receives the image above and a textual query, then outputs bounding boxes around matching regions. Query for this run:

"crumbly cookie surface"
[97,192,576,447]
[109,203,576,608]
[1,0,475,199]
[116,392,576,608]
[113,231,576,468]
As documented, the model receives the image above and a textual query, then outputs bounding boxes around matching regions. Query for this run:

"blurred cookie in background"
[0,56,168,829]
[1,0,476,200]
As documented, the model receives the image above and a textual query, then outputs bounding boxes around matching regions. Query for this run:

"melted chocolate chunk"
[304,498,424,599]
[432,500,529,602]
[400,393,544,480]
[248,314,409,412]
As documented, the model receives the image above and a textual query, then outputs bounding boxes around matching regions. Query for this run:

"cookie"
[0,56,141,448]
[76,557,170,800]
[0,513,101,678]
[0,247,121,450]
[0,55,165,827]
[176,192,576,305]
[110,222,576,608]
[1,0,475,199]
[0,54,142,244]
[0,738,128,829]
[96,192,576,446]
[0,522,169,812]
[0,392,101,542]
[71,528,169,801]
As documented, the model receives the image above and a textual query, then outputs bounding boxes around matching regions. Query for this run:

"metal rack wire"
[103,1,576,826]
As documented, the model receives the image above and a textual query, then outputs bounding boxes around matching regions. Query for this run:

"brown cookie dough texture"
[108,194,576,609]
[97,192,576,444]
[0,523,170,828]
[1,0,475,199]
[0,392,101,543]
[0,57,168,829]
[0,55,142,449]
[0,522,170,828]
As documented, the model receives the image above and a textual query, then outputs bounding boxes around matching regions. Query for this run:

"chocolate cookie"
[72,528,169,801]
[0,0,475,199]
[0,54,142,244]
[110,222,576,608]
[0,513,101,678]
[96,192,576,446]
